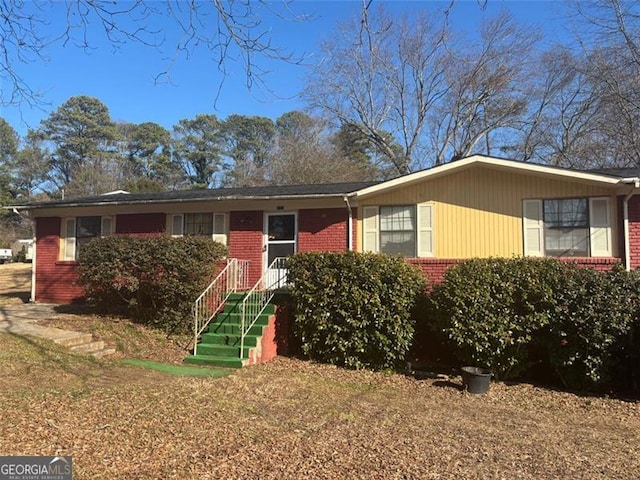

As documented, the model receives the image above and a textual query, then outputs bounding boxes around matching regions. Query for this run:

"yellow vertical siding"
[357,165,619,258]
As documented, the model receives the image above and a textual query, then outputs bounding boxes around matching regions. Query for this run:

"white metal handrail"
[193,258,250,355]
[238,257,288,358]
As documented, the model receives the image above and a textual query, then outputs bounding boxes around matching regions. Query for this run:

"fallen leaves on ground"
[1,333,639,480]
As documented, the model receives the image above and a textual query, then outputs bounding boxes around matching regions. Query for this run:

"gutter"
[343,196,353,251]
[621,177,640,271]
[6,192,363,212]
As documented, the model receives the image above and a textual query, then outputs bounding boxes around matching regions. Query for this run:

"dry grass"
[1,263,640,478]
[1,337,639,479]
[0,262,31,305]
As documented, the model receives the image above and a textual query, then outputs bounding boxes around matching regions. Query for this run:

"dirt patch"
[0,262,31,305]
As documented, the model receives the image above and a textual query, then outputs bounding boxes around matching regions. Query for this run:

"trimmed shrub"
[78,235,227,334]
[543,264,636,391]
[427,258,566,380]
[425,257,640,391]
[287,251,427,371]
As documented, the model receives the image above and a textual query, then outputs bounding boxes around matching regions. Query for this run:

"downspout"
[622,178,640,271]
[343,196,353,251]
[30,230,36,303]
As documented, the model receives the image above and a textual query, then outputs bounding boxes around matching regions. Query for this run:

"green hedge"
[77,235,227,334]
[425,258,639,392]
[427,258,563,379]
[287,252,427,371]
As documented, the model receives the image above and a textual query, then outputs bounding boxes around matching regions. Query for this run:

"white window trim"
[362,204,434,258]
[61,215,114,261]
[212,213,228,246]
[522,197,612,258]
[169,212,228,244]
[417,203,434,258]
[61,217,76,261]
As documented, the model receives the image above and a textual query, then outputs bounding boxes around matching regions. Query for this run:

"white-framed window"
[61,215,114,261]
[170,213,227,245]
[363,203,434,257]
[523,197,611,258]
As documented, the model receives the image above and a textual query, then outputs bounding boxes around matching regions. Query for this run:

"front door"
[264,212,296,287]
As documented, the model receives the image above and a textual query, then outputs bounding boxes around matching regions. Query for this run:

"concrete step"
[52,332,94,348]
[70,340,105,352]
[89,348,117,358]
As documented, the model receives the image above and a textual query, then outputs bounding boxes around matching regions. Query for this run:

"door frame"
[263,211,298,277]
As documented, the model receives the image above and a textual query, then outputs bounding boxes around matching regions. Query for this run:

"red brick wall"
[298,208,355,253]
[34,217,84,303]
[627,195,640,270]
[228,211,264,286]
[409,256,622,286]
[116,213,166,236]
[247,314,278,366]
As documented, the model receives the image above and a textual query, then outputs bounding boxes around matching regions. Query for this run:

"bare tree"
[429,12,538,164]
[304,5,449,174]
[507,48,606,168]
[0,0,311,107]
[567,0,640,166]
[304,5,539,172]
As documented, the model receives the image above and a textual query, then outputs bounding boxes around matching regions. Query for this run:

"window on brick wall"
[523,197,611,257]
[61,215,114,261]
[170,213,227,245]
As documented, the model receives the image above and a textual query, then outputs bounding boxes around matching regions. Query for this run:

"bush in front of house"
[78,235,227,334]
[287,251,427,371]
[541,264,637,391]
[427,257,564,380]
[425,257,640,391]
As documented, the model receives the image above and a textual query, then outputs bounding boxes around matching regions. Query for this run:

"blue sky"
[1,1,570,138]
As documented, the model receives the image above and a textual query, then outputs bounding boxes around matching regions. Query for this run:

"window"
[61,216,114,260]
[380,206,416,257]
[363,204,433,257]
[170,213,227,245]
[185,213,213,236]
[543,199,589,257]
[523,197,611,258]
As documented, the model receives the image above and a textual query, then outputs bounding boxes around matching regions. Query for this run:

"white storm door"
[264,212,296,288]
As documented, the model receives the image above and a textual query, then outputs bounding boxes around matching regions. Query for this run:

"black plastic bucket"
[461,366,492,394]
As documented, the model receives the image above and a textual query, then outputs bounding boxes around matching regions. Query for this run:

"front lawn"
[1,331,638,479]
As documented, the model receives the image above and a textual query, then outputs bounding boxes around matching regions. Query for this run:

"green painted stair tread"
[200,332,260,346]
[209,324,265,336]
[184,355,246,369]
[221,305,275,317]
[208,313,270,328]
[196,344,253,357]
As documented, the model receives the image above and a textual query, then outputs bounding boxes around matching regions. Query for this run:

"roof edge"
[10,191,362,211]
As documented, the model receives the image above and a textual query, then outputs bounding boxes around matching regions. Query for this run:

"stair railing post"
[240,301,245,359]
